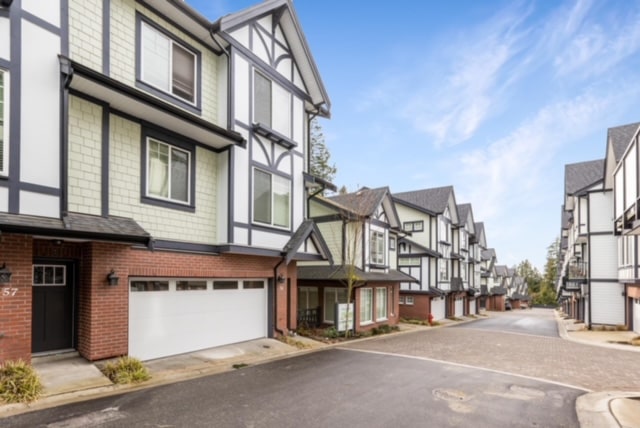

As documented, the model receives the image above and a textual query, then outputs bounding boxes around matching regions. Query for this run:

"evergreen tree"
[309,118,337,189]
[516,259,541,294]
[534,237,559,305]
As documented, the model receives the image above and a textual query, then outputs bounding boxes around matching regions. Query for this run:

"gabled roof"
[282,219,333,265]
[327,187,401,229]
[495,265,508,276]
[457,204,471,225]
[474,222,486,247]
[481,248,496,261]
[398,237,442,258]
[608,122,640,162]
[394,186,455,216]
[213,0,330,115]
[564,159,604,196]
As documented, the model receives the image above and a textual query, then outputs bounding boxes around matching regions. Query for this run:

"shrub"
[278,336,313,349]
[0,359,42,403]
[324,327,339,339]
[101,356,150,384]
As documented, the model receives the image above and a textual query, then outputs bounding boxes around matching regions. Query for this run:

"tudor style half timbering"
[0,0,331,364]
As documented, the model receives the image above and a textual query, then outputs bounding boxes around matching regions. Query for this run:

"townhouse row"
[0,0,526,367]
[557,122,640,333]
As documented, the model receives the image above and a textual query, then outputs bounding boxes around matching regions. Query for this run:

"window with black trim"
[403,221,423,232]
[389,237,396,251]
[253,168,291,228]
[0,69,7,176]
[254,70,271,127]
[139,19,197,105]
[145,137,191,205]
[370,230,385,265]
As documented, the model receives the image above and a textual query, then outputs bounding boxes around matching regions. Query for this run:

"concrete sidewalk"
[1,311,639,427]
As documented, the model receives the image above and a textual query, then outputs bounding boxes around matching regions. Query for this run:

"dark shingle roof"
[495,265,508,276]
[457,203,471,226]
[0,212,150,244]
[481,248,496,261]
[297,265,418,283]
[564,159,604,196]
[608,122,640,162]
[282,219,333,265]
[394,186,453,214]
[328,187,388,217]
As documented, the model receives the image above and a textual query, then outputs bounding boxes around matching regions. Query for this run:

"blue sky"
[188,0,640,271]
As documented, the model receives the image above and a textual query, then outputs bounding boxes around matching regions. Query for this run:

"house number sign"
[1,287,18,297]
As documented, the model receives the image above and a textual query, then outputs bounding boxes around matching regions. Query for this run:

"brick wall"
[399,293,430,320]
[0,234,33,363]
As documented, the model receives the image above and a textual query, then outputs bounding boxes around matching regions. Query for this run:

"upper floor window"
[389,237,396,251]
[254,71,272,128]
[253,169,290,229]
[140,20,197,104]
[370,230,385,265]
[146,137,191,205]
[403,221,423,232]
[0,70,7,176]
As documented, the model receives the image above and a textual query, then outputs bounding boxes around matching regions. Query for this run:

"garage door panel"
[129,281,268,361]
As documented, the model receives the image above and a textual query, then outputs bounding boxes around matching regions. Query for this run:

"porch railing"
[297,306,321,328]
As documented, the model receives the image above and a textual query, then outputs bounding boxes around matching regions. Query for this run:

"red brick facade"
[0,234,297,363]
[398,293,431,321]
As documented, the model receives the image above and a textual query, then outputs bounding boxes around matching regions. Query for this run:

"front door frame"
[31,258,78,354]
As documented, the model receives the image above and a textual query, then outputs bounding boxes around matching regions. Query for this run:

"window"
[405,295,414,305]
[140,21,197,104]
[131,281,169,292]
[360,288,373,325]
[440,259,449,281]
[299,287,319,310]
[33,265,65,286]
[253,169,291,228]
[146,137,191,204]
[376,287,387,321]
[213,281,238,290]
[324,287,347,323]
[389,237,396,251]
[370,230,385,265]
[403,221,423,232]
[0,70,7,175]
[400,257,420,266]
[399,295,405,304]
[176,281,206,291]
[243,281,265,289]
[254,71,271,127]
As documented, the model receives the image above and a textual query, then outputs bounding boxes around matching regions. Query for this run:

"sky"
[187,0,640,271]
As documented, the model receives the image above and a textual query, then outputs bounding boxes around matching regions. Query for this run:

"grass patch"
[232,363,248,369]
[447,316,463,322]
[278,336,313,349]
[101,356,150,384]
[0,360,42,403]
[400,318,441,326]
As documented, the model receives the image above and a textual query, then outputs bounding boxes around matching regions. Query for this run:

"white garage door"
[634,299,640,334]
[455,299,464,317]
[469,299,476,315]
[129,279,268,361]
[431,298,445,321]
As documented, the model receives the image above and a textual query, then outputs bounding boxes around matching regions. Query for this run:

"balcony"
[564,259,588,290]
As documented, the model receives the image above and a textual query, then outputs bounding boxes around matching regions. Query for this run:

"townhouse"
[605,123,640,333]
[298,187,414,333]
[0,0,333,363]
[558,123,639,330]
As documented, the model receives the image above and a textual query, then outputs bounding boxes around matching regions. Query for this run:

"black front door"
[32,263,74,353]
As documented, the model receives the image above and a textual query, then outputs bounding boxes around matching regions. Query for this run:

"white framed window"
[400,257,420,266]
[405,295,414,305]
[254,70,271,127]
[403,221,423,232]
[376,287,387,321]
[370,230,385,265]
[299,287,319,310]
[140,20,197,104]
[399,295,405,304]
[360,288,373,325]
[389,237,396,251]
[324,287,348,323]
[146,137,191,204]
[440,259,449,281]
[253,168,291,228]
[0,69,7,176]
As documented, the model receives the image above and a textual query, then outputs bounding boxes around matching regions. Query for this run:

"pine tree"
[535,237,559,305]
[309,118,337,189]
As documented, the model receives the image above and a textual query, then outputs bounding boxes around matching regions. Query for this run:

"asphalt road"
[3,348,581,428]
[450,308,560,337]
[3,309,591,428]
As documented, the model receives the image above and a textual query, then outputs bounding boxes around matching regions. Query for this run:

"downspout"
[586,196,592,329]
[273,256,287,336]
[209,23,232,130]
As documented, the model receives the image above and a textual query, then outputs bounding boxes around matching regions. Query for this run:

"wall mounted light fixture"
[0,263,12,284]
[277,274,285,284]
[107,269,119,286]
